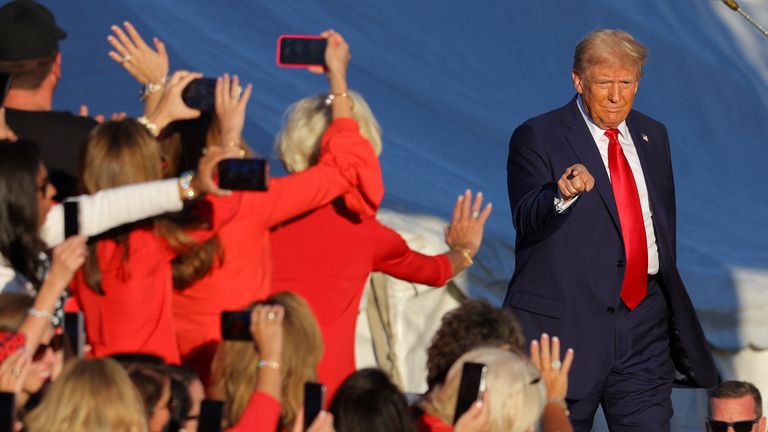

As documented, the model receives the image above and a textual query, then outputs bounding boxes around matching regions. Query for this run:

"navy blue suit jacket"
[503,96,717,399]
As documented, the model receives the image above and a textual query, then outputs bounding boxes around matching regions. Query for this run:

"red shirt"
[227,391,281,432]
[70,194,240,364]
[270,202,452,398]
[172,118,383,382]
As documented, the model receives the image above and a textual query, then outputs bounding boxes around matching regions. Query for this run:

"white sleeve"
[40,178,183,248]
[554,194,579,214]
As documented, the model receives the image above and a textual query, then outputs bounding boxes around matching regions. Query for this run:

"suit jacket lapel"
[561,96,621,233]
[626,113,662,218]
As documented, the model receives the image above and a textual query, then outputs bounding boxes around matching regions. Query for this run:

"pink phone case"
[276,34,325,68]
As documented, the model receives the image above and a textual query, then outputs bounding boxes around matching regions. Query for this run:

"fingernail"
[531,340,539,346]
[553,336,559,342]
[542,333,549,339]
[568,348,574,353]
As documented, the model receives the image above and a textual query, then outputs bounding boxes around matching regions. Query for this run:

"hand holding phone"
[276,35,327,68]
[452,362,488,425]
[303,382,326,430]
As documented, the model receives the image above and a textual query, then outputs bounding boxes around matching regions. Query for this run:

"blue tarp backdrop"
[40,1,767,350]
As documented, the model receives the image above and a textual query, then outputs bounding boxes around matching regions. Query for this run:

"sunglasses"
[706,418,760,432]
[32,334,64,362]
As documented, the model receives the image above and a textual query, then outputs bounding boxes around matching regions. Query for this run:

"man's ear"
[572,70,584,94]
[52,52,62,80]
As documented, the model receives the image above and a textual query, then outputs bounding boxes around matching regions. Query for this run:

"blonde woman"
[417,347,546,432]
[210,292,323,431]
[25,357,148,432]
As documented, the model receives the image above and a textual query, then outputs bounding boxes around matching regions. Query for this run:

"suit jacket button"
[616,259,625,267]
[607,306,616,314]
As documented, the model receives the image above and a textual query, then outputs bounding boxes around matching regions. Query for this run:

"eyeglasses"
[37,176,51,196]
[32,334,64,361]
[706,418,760,432]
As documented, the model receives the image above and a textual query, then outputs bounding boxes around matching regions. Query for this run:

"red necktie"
[605,128,648,310]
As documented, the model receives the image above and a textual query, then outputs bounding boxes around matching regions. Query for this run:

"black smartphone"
[63,200,79,238]
[220,311,252,341]
[277,36,327,68]
[182,78,217,112]
[218,158,269,191]
[303,382,326,430]
[0,392,15,432]
[452,362,488,424]
[0,73,11,107]
[197,399,224,432]
[64,312,85,358]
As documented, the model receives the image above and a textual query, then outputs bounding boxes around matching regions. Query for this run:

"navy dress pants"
[568,278,674,431]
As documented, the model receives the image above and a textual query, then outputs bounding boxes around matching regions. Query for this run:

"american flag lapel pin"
[641,133,649,142]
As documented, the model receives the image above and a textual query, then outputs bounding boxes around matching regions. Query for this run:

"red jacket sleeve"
[371,222,452,287]
[241,118,383,228]
[226,391,281,432]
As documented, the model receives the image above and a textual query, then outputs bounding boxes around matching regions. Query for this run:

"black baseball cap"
[0,0,67,61]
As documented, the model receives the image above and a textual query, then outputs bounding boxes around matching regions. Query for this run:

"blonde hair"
[423,347,546,432]
[275,90,382,173]
[25,358,148,432]
[210,292,324,430]
[573,29,647,78]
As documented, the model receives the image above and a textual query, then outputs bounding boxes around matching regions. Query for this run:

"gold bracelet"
[257,359,281,370]
[454,247,473,267]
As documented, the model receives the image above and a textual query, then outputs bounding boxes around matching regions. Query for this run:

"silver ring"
[472,211,480,219]
[121,55,132,63]
[267,311,276,321]
[551,360,562,370]
[11,367,20,377]
[234,85,243,101]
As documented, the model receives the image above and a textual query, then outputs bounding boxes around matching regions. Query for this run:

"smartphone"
[197,399,224,432]
[220,311,252,341]
[217,158,269,191]
[0,73,11,107]
[452,362,488,424]
[0,392,14,432]
[303,382,326,430]
[182,78,217,112]
[63,200,79,238]
[64,312,85,358]
[276,35,327,68]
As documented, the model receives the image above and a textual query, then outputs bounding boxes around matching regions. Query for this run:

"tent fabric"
[40,0,766,384]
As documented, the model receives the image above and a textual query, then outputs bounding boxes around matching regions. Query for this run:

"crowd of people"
[0,0,763,431]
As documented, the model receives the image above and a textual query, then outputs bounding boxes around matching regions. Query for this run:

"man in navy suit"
[503,29,717,430]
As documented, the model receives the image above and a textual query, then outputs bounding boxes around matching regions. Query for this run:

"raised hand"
[445,190,493,259]
[557,163,594,201]
[454,393,490,432]
[189,146,242,197]
[249,304,284,363]
[107,21,169,86]
[0,350,30,395]
[145,70,203,131]
[214,74,252,147]
[530,333,574,401]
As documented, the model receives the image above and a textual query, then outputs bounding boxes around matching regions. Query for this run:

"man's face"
[572,62,640,129]
[709,396,766,432]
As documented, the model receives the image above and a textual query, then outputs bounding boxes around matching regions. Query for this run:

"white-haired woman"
[417,347,546,432]
[270,83,492,398]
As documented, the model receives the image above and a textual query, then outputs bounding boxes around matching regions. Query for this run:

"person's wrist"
[546,396,570,416]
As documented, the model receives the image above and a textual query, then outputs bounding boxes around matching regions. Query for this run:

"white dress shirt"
[555,96,659,275]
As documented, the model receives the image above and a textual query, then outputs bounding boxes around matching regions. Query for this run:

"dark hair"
[166,365,199,428]
[122,362,169,419]
[0,139,44,287]
[709,380,763,417]
[329,368,416,432]
[426,299,525,389]
[0,53,57,89]
[0,292,34,331]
